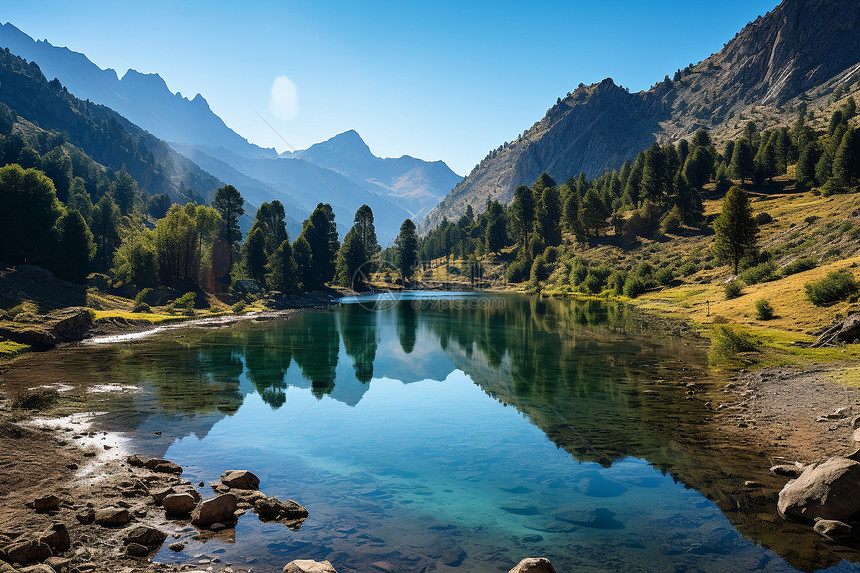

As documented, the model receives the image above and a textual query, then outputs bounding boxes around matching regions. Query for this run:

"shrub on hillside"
[506,258,530,283]
[623,275,647,298]
[708,324,760,367]
[655,267,674,286]
[724,280,744,300]
[739,261,776,285]
[781,257,817,277]
[754,299,774,320]
[804,270,858,306]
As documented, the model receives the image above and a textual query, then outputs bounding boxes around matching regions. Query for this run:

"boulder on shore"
[191,494,237,527]
[283,560,338,573]
[778,457,860,522]
[143,458,183,475]
[123,525,167,548]
[163,493,196,515]
[1,538,53,564]
[38,523,70,552]
[220,470,260,490]
[508,557,557,573]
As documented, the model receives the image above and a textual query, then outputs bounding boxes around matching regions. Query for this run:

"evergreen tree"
[394,218,419,280]
[67,177,93,224]
[484,200,507,254]
[0,164,63,264]
[266,239,297,293]
[815,149,834,186]
[531,172,556,196]
[730,138,755,185]
[796,142,820,188]
[336,229,367,289]
[674,172,703,224]
[91,193,122,270]
[254,201,288,256]
[534,186,562,246]
[51,210,95,283]
[244,225,268,284]
[352,204,380,264]
[641,144,668,202]
[683,147,712,191]
[111,165,138,216]
[578,188,609,235]
[298,203,338,288]
[511,185,535,250]
[833,128,858,188]
[713,186,758,274]
[212,184,245,277]
[292,235,312,291]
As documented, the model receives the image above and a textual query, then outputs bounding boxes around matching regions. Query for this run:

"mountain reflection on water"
[4,293,860,572]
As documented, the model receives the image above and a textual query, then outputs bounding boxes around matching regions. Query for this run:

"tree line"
[416,93,858,291]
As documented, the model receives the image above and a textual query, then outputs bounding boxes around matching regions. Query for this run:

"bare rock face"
[778,457,860,522]
[283,560,338,573]
[163,493,196,515]
[191,494,237,527]
[508,557,557,573]
[220,470,260,490]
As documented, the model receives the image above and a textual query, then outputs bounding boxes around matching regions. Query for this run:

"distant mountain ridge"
[0,22,276,159]
[287,130,462,220]
[0,23,462,237]
[423,0,860,231]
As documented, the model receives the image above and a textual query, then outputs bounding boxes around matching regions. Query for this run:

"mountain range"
[422,0,860,230]
[0,22,462,240]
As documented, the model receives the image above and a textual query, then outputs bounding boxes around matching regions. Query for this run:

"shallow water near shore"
[5,292,860,572]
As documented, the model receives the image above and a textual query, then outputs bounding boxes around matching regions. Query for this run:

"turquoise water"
[5,293,860,572]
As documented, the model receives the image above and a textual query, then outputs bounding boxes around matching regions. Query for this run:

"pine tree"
[352,204,380,265]
[298,203,338,288]
[713,186,758,274]
[511,185,535,250]
[641,144,668,202]
[335,229,366,289]
[796,142,820,188]
[395,219,419,280]
[91,193,122,270]
[111,165,138,216]
[0,164,63,265]
[51,210,95,283]
[484,200,507,254]
[265,239,297,293]
[833,128,857,188]
[534,186,562,246]
[212,184,245,279]
[244,225,268,284]
[578,188,609,235]
[292,235,312,291]
[730,138,755,185]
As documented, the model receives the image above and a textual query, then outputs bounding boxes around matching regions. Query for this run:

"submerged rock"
[508,557,557,573]
[814,519,853,542]
[191,494,237,527]
[778,457,860,522]
[575,471,629,497]
[220,470,260,490]
[283,560,338,573]
[770,464,804,478]
[550,507,624,529]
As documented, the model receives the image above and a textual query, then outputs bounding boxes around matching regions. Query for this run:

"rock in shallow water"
[550,507,624,529]
[255,497,308,521]
[778,457,860,522]
[191,494,237,527]
[163,493,196,515]
[220,470,260,490]
[814,519,853,542]
[508,557,556,573]
[282,559,338,573]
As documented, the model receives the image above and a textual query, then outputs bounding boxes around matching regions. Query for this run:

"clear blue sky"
[4,0,778,175]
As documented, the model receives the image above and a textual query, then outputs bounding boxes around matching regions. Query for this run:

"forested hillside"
[423,0,860,230]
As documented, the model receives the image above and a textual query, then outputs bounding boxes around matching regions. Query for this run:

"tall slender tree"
[713,186,758,274]
[395,219,418,280]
